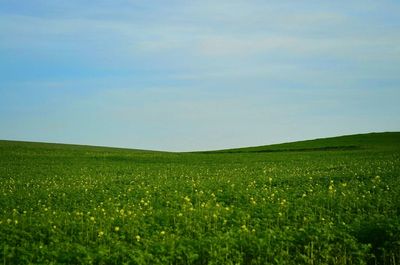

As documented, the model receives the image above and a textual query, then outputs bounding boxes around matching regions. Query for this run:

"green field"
[1,132,400,264]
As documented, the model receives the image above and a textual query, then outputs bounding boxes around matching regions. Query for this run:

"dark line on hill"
[202,145,361,154]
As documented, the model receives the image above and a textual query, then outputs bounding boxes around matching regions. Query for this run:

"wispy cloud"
[1,0,399,150]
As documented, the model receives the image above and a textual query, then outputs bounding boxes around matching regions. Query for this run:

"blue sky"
[1,0,399,151]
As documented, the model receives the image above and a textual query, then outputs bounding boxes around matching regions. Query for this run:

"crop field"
[0,132,400,264]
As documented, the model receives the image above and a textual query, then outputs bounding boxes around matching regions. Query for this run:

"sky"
[1,0,400,151]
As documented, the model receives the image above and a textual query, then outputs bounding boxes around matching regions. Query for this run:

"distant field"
[1,132,400,264]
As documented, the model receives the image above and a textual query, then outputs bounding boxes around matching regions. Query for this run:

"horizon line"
[0,131,397,153]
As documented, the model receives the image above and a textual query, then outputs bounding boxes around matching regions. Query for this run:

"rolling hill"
[206,132,400,153]
[0,132,399,264]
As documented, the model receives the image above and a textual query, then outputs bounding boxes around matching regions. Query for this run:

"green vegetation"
[1,132,400,264]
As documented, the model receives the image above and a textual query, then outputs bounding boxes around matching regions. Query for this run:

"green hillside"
[1,132,399,265]
[208,132,400,153]
[2,132,399,155]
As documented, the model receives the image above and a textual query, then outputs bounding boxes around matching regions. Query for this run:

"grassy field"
[1,132,400,264]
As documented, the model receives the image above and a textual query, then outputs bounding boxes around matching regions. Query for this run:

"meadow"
[0,132,399,264]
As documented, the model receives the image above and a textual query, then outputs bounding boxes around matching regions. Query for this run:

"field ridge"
[1,131,399,153]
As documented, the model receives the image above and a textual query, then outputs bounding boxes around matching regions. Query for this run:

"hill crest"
[1,132,399,153]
